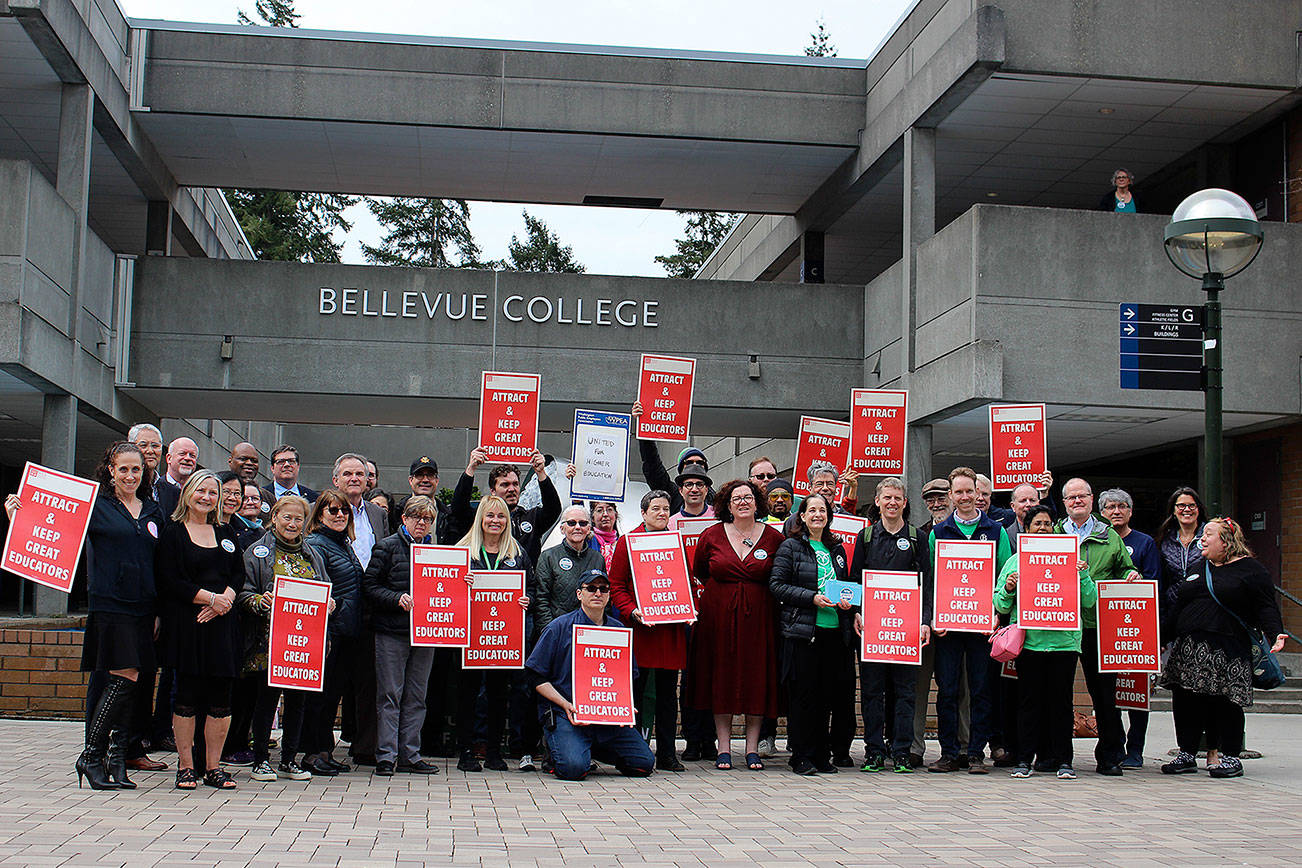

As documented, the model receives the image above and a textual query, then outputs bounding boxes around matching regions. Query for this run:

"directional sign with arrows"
[1119,303,1204,391]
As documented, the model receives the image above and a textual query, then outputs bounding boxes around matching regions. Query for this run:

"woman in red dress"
[689,479,784,771]
[609,489,689,772]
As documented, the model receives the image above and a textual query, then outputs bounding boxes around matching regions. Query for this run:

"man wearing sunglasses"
[535,506,605,635]
[629,401,714,514]
[526,569,655,781]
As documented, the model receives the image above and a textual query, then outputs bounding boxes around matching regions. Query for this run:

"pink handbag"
[988,624,1025,662]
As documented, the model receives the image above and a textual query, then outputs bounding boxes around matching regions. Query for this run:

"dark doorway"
[1235,439,1282,584]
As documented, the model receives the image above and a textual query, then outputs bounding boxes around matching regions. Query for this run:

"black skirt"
[81,612,157,673]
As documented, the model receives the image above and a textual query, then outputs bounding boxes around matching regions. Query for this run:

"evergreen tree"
[501,210,585,273]
[225,0,357,262]
[237,0,299,27]
[805,18,838,57]
[360,197,485,268]
[654,211,738,278]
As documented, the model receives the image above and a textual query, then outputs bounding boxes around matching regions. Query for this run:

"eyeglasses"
[751,473,776,481]
[324,505,348,516]
[582,584,610,594]
[681,481,706,489]
[1174,504,1199,512]
[769,493,792,502]
[563,519,591,528]
[731,495,756,504]
[1064,494,1091,503]
[406,516,433,525]
[273,458,298,466]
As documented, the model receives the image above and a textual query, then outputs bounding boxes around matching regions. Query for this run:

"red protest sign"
[1016,534,1081,631]
[571,624,636,725]
[829,513,868,566]
[933,540,996,633]
[463,570,526,669]
[674,517,718,573]
[793,416,851,498]
[636,354,695,442]
[410,545,471,647]
[267,576,331,692]
[479,371,541,463]
[849,389,907,476]
[860,571,922,664]
[1096,580,1161,673]
[2,462,99,593]
[627,530,697,625]
[1114,673,1151,711]
[1000,658,1018,679]
[988,404,1047,492]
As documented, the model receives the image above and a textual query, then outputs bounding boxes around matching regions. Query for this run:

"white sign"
[570,409,630,503]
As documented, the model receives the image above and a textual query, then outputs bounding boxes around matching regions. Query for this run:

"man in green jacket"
[1056,478,1140,777]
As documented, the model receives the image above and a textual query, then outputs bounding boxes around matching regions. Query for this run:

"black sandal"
[203,768,237,790]
[175,767,198,790]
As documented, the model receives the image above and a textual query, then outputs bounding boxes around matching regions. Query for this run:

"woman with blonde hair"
[155,469,243,789]
[1160,517,1286,778]
[454,495,532,772]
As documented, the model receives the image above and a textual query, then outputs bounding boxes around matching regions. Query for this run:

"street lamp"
[1163,188,1263,515]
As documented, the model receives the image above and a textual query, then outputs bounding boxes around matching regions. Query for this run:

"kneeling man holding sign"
[526,569,655,781]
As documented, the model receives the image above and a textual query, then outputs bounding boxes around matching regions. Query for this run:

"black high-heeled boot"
[78,674,134,790]
[107,728,136,789]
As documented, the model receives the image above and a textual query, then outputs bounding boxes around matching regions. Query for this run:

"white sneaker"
[518,754,537,772]
[758,737,776,758]
[250,760,277,781]
[277,760,311,781]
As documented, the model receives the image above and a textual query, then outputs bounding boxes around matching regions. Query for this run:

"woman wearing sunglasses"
[535,505,605,636]
[301,489,365,775]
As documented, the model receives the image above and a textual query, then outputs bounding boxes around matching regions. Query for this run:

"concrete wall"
[127,259,866,439]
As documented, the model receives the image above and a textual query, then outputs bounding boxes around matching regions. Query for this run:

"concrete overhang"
[129,21,867,211]
[124,260,865,439]
[701,0,1302,285]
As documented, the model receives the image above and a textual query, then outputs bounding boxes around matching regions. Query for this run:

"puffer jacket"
[769,534,855,646]
[362,529,423,636]
[305,527,363,638]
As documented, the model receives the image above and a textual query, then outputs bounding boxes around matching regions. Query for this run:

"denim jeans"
[544,714,655,781]
[934,632,991,759]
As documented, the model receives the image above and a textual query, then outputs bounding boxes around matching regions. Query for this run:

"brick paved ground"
[0,713,1299,867]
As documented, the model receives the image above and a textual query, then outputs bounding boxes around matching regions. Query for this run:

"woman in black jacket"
[7,442,165,790]
[301,488,364,775]
[1159,517,1286,779]
[768,493,855,775]
[362,495,444,775]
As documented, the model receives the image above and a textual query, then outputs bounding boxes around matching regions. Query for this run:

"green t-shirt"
[810,540,840,629]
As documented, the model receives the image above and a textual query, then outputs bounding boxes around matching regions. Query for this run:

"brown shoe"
[967,756,989,774]
[927,756,960,773]
[126,756,168,771]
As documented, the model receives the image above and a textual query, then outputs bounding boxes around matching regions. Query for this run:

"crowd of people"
[2,410,1288,790]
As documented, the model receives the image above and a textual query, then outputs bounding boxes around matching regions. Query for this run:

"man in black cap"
[525,568,655,781]
[392,456,464,546]
[764,478,795,525]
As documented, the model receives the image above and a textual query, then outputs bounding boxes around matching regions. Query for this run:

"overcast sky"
[120,0,915,275]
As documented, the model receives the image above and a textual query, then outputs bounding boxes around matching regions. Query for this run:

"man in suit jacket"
[154,436,199,520]
[262,444,320,506]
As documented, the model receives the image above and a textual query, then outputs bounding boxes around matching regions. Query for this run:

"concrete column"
[799,230,825,283]
[146,200,174,256]
[901,127,936,378]
[35,394,78,617]
[56,83,94,343]
[906,422,933,505]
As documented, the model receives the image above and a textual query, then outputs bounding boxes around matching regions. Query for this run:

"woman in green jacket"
[994,505,1095,780]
